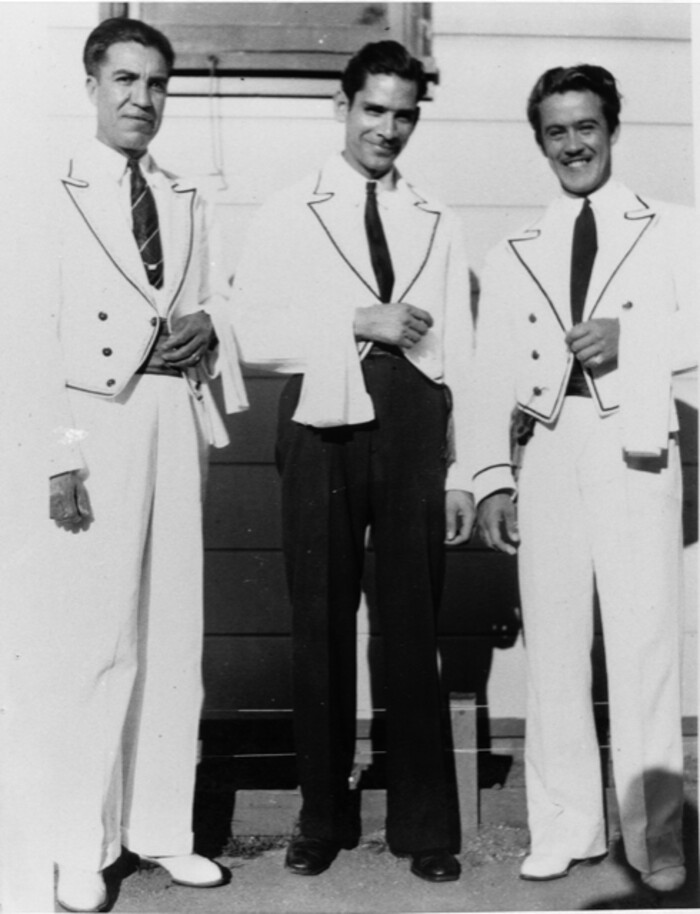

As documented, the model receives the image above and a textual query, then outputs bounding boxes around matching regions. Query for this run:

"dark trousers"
[276,354,456,854]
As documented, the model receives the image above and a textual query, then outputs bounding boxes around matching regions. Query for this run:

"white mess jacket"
[231,153,475,491]
[471,180,699,504]
[56,140,247,452]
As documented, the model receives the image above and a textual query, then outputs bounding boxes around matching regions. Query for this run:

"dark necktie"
[566,198,597,396]
[365,181,394,302]
[570,198,597,325]
[128,157,164,289]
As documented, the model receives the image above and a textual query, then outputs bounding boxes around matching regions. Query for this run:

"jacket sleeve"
[470,243,520,505]
[195,193,248,415]
[442,213,476,493]
[617,204,699,456]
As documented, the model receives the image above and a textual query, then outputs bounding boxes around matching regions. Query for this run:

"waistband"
[136,319,183,377]
[365,342,405,358]
[564,362,592,397]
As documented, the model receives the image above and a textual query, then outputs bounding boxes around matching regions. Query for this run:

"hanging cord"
[207,55,228,191]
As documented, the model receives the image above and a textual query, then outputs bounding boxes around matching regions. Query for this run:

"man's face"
[87,41,169,157]
[335,73,420,179]
[538,89,618,197]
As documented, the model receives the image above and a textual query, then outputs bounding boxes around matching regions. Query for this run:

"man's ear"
[86,74,98,107]
[333,89,350,124]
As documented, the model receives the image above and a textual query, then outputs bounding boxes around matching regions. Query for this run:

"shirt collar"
[558,178,622,219]
[88,137,155,184]
[322,152,411,206]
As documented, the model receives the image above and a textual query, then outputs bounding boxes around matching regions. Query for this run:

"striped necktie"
[128,157,164,289]
[365,181,394,302]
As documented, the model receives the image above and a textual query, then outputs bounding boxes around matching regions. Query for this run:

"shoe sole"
[56,899,108,913]
[285,863,332,877]
[171,876,227,888]
[520,854,607,882]
[410,868,460,883]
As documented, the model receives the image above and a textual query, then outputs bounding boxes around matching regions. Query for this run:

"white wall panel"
[430,34,692,125]
[433,2,691,41]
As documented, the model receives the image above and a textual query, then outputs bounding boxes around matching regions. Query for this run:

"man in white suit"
[232,41,475,881]
[48,17,246,911]
[473,65,697,894]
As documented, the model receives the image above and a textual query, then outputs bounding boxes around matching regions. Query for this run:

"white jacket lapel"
[62,174,155,305]
[155,172,196,314]
[308,184,378,298]
[585,199,656,318]
[308,165,442,304]
[509,207,572,331]
[391,185,441,303]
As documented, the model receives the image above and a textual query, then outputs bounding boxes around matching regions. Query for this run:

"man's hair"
[527,65,622,148]
[83,17,175,77]
[341,40,427,105]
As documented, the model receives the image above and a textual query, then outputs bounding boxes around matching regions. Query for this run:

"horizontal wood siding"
[47,3,696,726]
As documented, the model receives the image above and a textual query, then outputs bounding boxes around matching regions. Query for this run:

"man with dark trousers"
[232,41,475,881]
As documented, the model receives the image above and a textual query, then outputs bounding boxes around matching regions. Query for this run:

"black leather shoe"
[410,850,461,883]
[285,836,340,876]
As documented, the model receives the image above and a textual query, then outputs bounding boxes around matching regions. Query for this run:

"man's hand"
[354,303,433,350]
[565,318,619,370]
[161,312,216,368]
[477,492,519,555]
[50,471,92,529]
[445,490,476,545]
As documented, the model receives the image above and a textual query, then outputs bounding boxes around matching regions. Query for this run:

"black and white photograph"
[0,2,697,912]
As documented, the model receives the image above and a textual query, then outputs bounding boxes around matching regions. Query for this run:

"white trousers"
[518,397,684,874]
[49,375,208,871]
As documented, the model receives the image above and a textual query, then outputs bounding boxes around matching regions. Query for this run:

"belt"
[136,319,184,377]
[366,342,405,358]
[565,362,592,397]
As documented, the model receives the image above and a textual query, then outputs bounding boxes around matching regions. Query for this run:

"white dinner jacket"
[471,181,699,504]
[57,142,247,447]
[231,153,475,490]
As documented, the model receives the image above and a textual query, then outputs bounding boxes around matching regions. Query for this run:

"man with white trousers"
[48,17,246,911]
[472,64,697,894]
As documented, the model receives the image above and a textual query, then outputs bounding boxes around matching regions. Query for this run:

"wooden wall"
[46,2,697,730]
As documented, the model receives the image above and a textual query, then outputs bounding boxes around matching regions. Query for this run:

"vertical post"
[450,692,479,834]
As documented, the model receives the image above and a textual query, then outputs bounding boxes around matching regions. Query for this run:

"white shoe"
[56,866,107,912]
[141,853,226,887]
[520,853,574,881]
[520,852,606,881]
[641,865,686,893]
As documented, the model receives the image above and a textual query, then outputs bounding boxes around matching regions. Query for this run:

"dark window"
[103,3,436,96]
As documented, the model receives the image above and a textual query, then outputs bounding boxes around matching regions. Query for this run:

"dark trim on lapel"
[508,230,567,333]
[61,177,152,306]
[587,196,655,320]
[167,183,197,314]
[399,184,441,302]
[306,171,443,303]
[307,198,379,299]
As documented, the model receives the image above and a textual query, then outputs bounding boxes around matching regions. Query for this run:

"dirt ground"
[91,786,698,914]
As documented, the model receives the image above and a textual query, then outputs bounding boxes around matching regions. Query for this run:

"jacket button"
[533,386,542,396]
[531,350,540,360]
[151,317,158,326]
[98,312,108,321]
[102,348,113,357]
[622,301,633,310]
[529,313,537,323]
[106,379,116,387]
